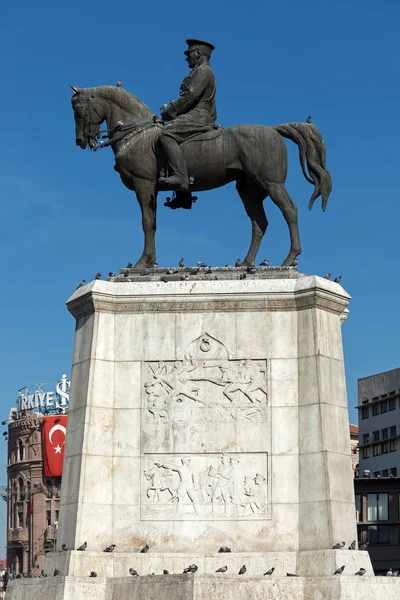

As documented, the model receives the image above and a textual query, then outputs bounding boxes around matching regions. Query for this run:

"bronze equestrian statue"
[71,39,332,270]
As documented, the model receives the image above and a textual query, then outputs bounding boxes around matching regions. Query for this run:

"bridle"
[75,95,163,151]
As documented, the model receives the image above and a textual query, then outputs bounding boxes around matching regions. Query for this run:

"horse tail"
[272,123,332,211]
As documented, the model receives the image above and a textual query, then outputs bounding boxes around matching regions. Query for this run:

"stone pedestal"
[6,269,399,599]
[58,271,356,555]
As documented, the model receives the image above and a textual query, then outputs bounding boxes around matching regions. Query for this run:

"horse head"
[71,86,105,150]
[71,85,154,151]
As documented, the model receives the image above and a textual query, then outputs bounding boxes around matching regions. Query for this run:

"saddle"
[161,126,223,210]
[180,126,223,147]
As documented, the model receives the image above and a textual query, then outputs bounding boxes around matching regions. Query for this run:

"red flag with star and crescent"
[42,415,68,477]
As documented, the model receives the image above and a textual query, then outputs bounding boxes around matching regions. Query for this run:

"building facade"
[355,476,400,573]
[350,424,359,474]
[6,410,62,576]
[357,367,400,477]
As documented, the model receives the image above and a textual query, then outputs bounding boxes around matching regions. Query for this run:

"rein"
[92,116,163,151]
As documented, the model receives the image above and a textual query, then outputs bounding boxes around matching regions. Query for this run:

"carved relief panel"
[140,332,271,520]
[142,452,269,520]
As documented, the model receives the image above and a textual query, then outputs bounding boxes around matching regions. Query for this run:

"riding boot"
[158,136,189,191]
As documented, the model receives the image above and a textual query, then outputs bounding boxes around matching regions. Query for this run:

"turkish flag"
[42,415,68,477]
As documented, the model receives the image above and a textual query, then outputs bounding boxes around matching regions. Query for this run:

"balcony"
[44,525,57,541]
[9,528,28,543]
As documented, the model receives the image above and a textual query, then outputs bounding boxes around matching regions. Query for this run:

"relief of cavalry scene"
[143,358,268,425]
[142,453,269,520]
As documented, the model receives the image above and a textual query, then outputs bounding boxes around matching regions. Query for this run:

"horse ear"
[70,85,80,94]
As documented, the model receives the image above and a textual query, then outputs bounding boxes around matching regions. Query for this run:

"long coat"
[162,63,217,143]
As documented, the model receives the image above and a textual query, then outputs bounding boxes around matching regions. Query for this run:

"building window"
[390,426,397,438]
[391,468,397,477]
[18,440,24,462]
[382,469,389,477]
[367,493,388,521]
[362,434,369,445]
[382,428,389,440]
[390,440,397,452]
[382,441,389,454]
[46,510,52,527]
[355,494,362,521]
[372,404,380,416]
[389,398,396,411]
[362,447,370,459]
[17,478,25,501]
[18,511,24,528]
[373,431,380,442]
[381,400,388,413]
[368,525,389,544]
[373,444,381,456]
[361,406,369,419]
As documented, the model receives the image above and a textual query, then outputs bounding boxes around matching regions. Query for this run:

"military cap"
[184,39,215,55]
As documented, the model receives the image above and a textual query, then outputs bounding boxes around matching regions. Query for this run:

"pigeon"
[54,569,60,576]
[77,280,86,289]
[116,80,123,87]
[392,570,399,577]
[216,566,228,573]
[160,276,168,283]
[181,275,189,281]
[264,567,275,575]
[334,565,345,575]
[109,272,115,277]
[387,568,393,576]
[140,544,149,553]
[191,268,200,275]
[348,540,356,550]
[104,544,115,553]
[291,259,299,267]
[238,565,246,575]
[95,273,101,280]
[141,268,150,276]
[152,262,158,268]
[332,541,345,550]
[239,273,246,280]
[218,546,231,553]
[197,261,207,268]
[61,543,68,551]
[306,116,312,124]
[167,269,175,274]
[90,571,97,578]
[205,266,212,274]
[235,258,242,267]
[179,258,184,268]
[163,569,169,575]
[129,568,139,576]
[359,542,369,551]
[333,276,342,283]
[324,273,331,280]
[127,262,133,268]
[286,572,298,577]
[246,267,256,274]
[41,569,47,577]
[355,568,366,576]
[77,541,87,551]
[183,564,198,573]
[259,259,270,266]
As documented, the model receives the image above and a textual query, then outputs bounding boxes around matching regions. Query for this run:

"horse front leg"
[132,180,157,269]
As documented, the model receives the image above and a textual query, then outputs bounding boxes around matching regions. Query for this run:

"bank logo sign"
[17,374,70,415]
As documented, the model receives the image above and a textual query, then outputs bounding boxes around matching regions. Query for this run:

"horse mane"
[84,86,153,118]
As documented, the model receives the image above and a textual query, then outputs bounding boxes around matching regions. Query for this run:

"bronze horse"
[71,85,332,269]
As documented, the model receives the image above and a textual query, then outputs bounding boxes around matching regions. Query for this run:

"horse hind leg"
[267,182,301,266]
[236,182,268,266]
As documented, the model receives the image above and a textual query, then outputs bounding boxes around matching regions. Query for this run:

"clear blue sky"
[1,0,399,551]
